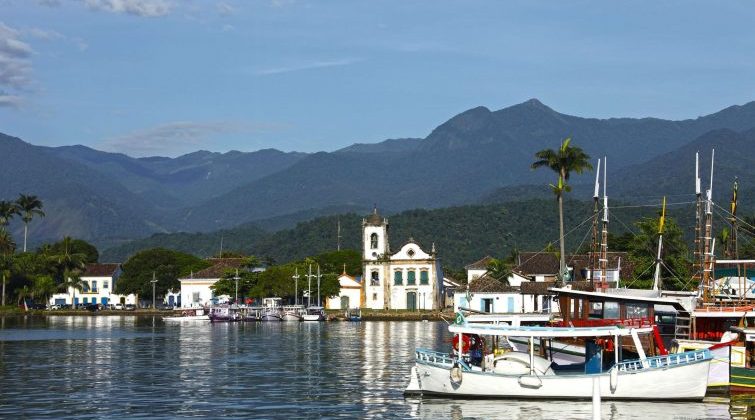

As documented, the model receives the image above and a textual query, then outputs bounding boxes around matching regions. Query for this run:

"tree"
[532,138,593,283]
[45,238,99,264]
[33,275,57,304]
[0,200,20,228]
[117,248,211,302]
[486,258,512,286]
[48,237,87,283]
[627,216,691,290]
[16,194,45,253]
[0,229,16,306]
[59,271,87,309]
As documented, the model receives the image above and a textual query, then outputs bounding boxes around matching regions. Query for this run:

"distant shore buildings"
[49,263,136,306]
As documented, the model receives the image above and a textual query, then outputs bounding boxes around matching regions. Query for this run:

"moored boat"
[302,306,325,321]
[209,305,241,322]
[404,313,712,400]
[282,304,305,321]
[163,308,210,322]
[345,308,361,321]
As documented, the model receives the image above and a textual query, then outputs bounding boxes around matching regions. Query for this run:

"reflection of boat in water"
[345,308,361,321]
[163,308,210,322]
[209,305,241,322]
[405,313,711,400]
[302,306,325,321]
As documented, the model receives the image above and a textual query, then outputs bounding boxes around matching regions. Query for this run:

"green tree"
[32,275,57,304]
[0,229,16,306]
[15,194,45,253]
[486,258,512,285]
[48,237,87,283]
[532,138,593,283]
[0,200,20,228]
[117,248,211,302]
[627,216,691,290]
[45,238,99,264]
[59,271,87,309]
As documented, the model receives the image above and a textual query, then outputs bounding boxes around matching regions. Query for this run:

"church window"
[420,270,429,285]
[394,270,403,285]
[371,271,380,286]
[407,249,415,258]
[370,233,378,249]
[407,270,416,285]
[372,293,378,301]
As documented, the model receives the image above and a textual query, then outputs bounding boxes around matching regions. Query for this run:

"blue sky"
[1,0,754,157]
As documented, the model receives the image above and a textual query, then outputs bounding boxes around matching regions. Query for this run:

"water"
[0,316,749,419]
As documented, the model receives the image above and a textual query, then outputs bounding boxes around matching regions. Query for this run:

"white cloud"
[257,58,363,75]
[100,120,284,156]
[83,0,173,17]
[0,22,34,106]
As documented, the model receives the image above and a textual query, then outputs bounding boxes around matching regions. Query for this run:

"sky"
[1,0,755,157]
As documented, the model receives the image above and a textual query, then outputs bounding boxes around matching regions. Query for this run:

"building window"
[192,292,200,303]
[372,293,378,301]
[407,270,416,285]
[394,270,403,285]
[420,270,429,285]
[370,233,378,249]
[92,280,98,292]
[103,281,109,289]
[371,271,380,286]
[83,297,88,304]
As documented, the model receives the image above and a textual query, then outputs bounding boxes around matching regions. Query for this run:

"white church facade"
[362,209,443,310]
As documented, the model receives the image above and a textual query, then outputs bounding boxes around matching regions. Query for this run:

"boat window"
[604,302,620,319]
[626,303,648,319]
[588,301,603,319]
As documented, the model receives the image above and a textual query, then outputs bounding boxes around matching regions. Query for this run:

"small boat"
[404,312,712,400]
[345,308,361,321]
[163,308,210,322]
[302,306,325,321]
[282,304,305,321]
[209,305,241,322]
[261,297,283,321]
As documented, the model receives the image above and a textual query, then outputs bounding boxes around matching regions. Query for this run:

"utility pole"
[337,218,341,251]
[233,269,240,304]
[151,271,157,309]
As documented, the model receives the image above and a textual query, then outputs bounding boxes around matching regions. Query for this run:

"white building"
[325,272,362,310]
[362,209,443,310]
[179,258,246,308]
[49,263,136,306]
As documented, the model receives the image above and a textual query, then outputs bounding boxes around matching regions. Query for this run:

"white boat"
[302,306,325,321]
[405,314,712,400]
[282,304,305,321]
[163,308,210,322]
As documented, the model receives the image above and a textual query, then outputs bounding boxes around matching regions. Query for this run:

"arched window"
[370,233,378,249]
[371,271,380,286]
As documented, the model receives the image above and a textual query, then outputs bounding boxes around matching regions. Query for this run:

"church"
[362,209,443,310]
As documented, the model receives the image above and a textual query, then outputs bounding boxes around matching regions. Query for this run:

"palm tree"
[16,194,45,252]
[49,236,87,308]
[532,137,593,283]
[486,258,512,285]
[0,200,20,228]
[33,275,57,306]
[0,229,15,306]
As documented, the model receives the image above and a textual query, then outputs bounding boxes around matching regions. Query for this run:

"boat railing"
[616,349,711,372]
[415,349,471,371]
[553,318,654,328]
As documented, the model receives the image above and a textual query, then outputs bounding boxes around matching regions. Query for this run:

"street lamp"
[233,269,240,305]
[150,271,157,309]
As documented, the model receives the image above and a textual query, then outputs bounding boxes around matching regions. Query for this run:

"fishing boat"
[209,305,241,322]
[163,308,210,322]
[282,304,305,321]
[303,306,325,321]
[345,307,361,321]
[260,297,283,321]
[404,313,712,400]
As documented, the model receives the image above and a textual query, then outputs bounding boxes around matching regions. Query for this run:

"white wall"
[180,279,217,308]
[453,292,553,314]
[326,287,361,310]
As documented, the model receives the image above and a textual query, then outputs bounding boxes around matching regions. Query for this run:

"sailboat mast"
[693,153,703,283]
[307,264,312,307]
[599,157,609,292]
[317,265,321,307]
[702,150,715,303]
[652,197,666,291]
[729,178,739,259]
[293,268,299,306]
[589,159,601,288]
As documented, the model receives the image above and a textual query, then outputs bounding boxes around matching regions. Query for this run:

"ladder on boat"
[674,311,692,340]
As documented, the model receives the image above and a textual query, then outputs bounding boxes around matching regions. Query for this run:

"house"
[325,271,362,310]
[362,208,444,310]
[465,256,493,283]
[179,258,248,308]
[442,277,462,308]
[49,263,135,306]
[515,251,632,286]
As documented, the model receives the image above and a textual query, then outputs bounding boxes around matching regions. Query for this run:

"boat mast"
[589,159,601,289]
[692,153,703,284]
[337,218,341,251]
[701,150,715,303]
[599,156,609,292]
[652,197,666,291]
[317,264,321,307]
[307,264,312,307]
[729,178,739,259]
[293,268,299,306]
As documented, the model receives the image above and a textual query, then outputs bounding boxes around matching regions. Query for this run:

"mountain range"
[2,98,755,251]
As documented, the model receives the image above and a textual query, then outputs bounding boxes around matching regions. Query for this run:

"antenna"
[695,152,701,196]
[602,156,608,222]
[593,158,601,199]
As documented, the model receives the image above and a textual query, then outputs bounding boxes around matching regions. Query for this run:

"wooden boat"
[404,313,712,400]
[345,308,361,321]
[163,308,210,322]
[282,304,305,321]
[209,305,241,322]
[302,306,325,321]
[260,297,283,321]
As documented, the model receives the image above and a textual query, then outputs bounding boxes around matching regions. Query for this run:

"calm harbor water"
[0,316,750,419]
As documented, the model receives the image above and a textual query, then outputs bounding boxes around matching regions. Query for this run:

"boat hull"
[163,315,210,321]
[730,366,755,394]
[282,313,302,321]
[302,314,324,321]
[405,359,710,400]
[261,314,282,322]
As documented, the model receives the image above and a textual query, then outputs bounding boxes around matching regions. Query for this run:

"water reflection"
[0,317,747,419]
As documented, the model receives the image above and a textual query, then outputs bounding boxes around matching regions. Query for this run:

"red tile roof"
[191,258,247,279]
[83,263,121,277]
